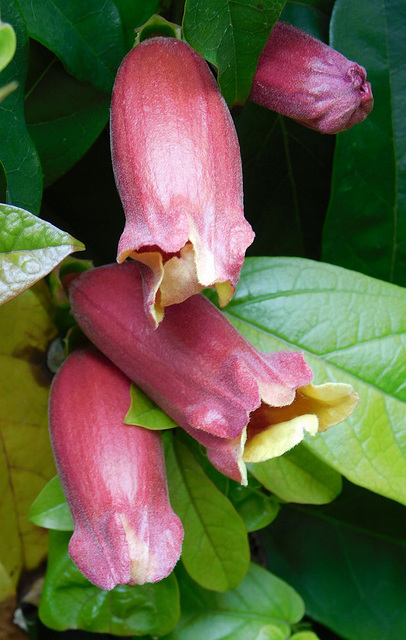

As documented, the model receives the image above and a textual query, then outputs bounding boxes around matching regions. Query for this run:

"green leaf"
[175,431,280,532]
[0,204,85,305]
[281,0,334,40]
[29,475,73,531]
[225,257,406,506]
[0,0,43,213]
[25,46,109,187]
[263,483,406,640]
[0,20,16,72]
[114,0,160,49]
[226,480,280,532]
[17,0,126,92]
[322,0,406,285]
[248,445,342,505]
[163,433,250,592]
[124,383,178,430]
[236,101,334,259]
[183,0,286,106]
[39,530,180,635]
[291,633,321,640]
[0,281,57,595]
[162,562,304,640]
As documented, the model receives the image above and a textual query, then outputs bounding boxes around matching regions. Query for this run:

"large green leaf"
[248,445,342,505]
[0,204,84,305]
[263,482,406,640]
[224,257,406,506]
[236,101,334,259]
[322,0,406,285]
[17,0,126,92]
[39,530,180,635]
[164,433,250,592]
[0,0,42,213]
[25,45,109,187]
[183,0,286,106]
[0,282,57,597]
[162,562,305,640]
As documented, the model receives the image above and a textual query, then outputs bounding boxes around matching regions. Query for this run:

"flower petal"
[49,348,183,589]
[110,36,254,325]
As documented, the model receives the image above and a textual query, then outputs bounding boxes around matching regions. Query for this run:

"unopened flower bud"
[250,21,373,134]
[110,36,254,326]
[49,348,183,590]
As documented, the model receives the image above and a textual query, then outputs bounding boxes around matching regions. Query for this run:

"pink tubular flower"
[48,348,183,590]
[110,36,254,327]
[250,21,373,134]
[69,263,358,485]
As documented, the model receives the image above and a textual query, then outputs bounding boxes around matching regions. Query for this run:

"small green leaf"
[17,0,126,92]
[124,383,178,430]
[227,481,280,532]
[183,0,286,105]
[29,476,73,531]
[248,445,342,505]
[0,204,85,304]
[39,530,180,635]
[291,633,321,640]
[164,433,250,592]
[162,562,304,640]
[0,21,16,72]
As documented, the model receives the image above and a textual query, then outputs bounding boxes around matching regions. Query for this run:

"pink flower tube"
[48,348,183,590]
[250,21,373,134]
[110,36,254,326]
[69,263,358,485]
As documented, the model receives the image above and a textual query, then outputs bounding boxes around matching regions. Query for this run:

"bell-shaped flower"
[249,21,373,134]
[69,263,358,485]
[48,347,183,590]
[110,36,254,327]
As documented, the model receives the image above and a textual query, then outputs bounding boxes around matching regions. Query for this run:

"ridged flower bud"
[69,263,358,485]
[110,37,254,326]
[250,21,373,134]
[48,348,183,590]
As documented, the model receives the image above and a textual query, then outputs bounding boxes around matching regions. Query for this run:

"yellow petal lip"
[298,382,359,432]
[242,381,359,465]
[243,414,319,463]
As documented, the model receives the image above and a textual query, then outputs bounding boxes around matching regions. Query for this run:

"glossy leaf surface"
[183,0,286,105]
[163,562,304,640]
[225,257,406,505]
[248,445,342,504]
[17,0,126,92]
[322,0,406,285]
[263,483,406,640]
[0,204,84,304]
[164,433,250,592]
[0,282,56,596]
[39,531,180,635]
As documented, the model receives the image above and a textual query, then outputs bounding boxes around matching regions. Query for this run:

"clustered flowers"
[49,24,370,590]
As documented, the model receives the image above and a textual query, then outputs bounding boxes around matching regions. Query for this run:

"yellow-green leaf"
[0,281,57,596]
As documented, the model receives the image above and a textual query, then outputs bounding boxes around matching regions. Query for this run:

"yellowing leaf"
[0,281,56,597]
